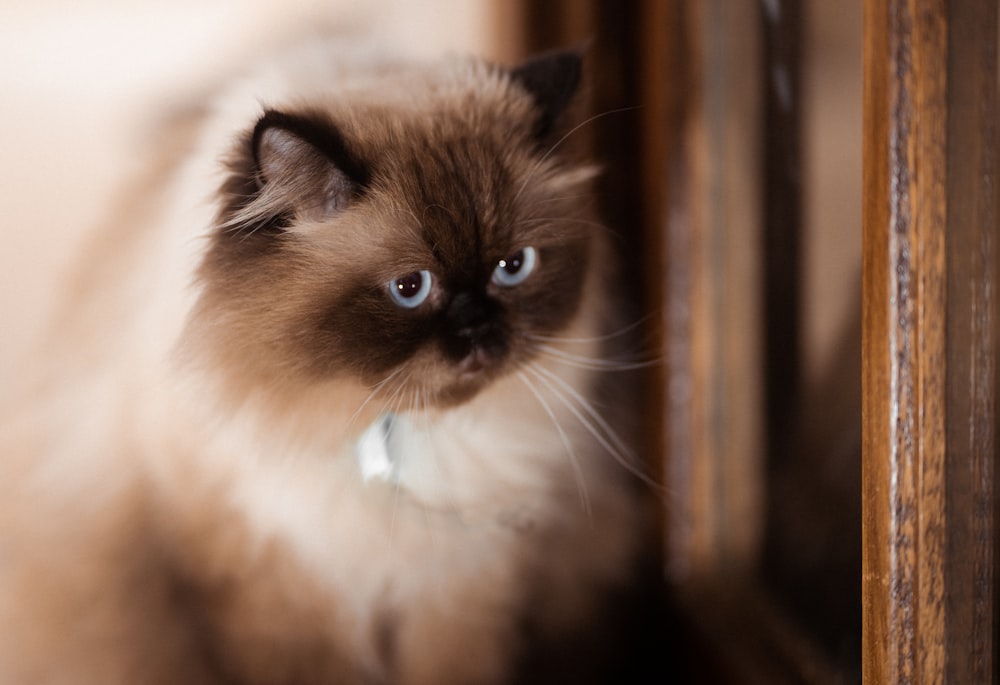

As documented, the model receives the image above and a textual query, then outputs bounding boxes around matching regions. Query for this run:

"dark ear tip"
[510,48,587,139]
[511,47,585,94]
[251,110,294,170]
[517,46,585,71]
[249,108,371,189]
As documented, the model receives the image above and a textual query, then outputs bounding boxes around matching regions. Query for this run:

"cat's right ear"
[248,110,370,224]
[511,49,584,140]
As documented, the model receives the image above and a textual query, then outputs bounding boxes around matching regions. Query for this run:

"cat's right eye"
[387,270,433,309]
[492,246,537,287]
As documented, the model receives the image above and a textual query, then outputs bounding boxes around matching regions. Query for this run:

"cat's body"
[0,41,651,685]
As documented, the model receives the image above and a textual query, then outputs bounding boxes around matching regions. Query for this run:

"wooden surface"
[515,0,768,577]
[942,5,998,681]
[863,1,998,683]
[512,0,999,681]
[517,1,856,681]
[665,0,766,580]
[761,0,803,462]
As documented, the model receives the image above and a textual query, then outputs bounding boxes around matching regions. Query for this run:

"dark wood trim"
[514,0,859,681]
[510,0,999,681]
[761,0,804,464]
[943,2,998,681]
[863,1,998,682]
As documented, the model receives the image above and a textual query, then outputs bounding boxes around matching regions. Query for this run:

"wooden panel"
[862,0,947,679]
[758,2,862,671]
[514,0,767,576]
[510,0,999,680]
[653,0,765,583]
[863,1,998,683]
[514,2,853,681]
[761,0,804,459]
[943,3,998,681]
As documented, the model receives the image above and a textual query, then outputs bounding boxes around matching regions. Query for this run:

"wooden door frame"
[863,1,998,682]
[504,0,999,681]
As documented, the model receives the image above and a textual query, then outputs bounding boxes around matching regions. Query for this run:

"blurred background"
[0,2,862,682]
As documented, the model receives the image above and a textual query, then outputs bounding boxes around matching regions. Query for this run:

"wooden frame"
[511,0,854,681]
[507,0,998,681]
[863,1,998,682]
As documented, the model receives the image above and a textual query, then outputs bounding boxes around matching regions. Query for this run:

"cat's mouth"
[432,331,510,406]
[457,342,500,376]
[435,370,498,407]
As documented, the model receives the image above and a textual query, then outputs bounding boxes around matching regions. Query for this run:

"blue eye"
[492,246,537,287]
[388,270,432,308]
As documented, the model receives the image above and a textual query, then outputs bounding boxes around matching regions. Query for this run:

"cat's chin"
[432,381,487,408]
[431,370,501,408]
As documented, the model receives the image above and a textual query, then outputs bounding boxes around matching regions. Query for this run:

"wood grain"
[516,0,768,579]
[943,3,998,681]
[863,1,998,682]
[517,3,854,680]
[657,0,766,582]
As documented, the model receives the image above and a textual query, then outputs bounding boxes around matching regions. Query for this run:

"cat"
[0,40,657,685]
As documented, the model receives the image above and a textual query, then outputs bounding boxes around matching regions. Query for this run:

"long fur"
[0,39,649,685]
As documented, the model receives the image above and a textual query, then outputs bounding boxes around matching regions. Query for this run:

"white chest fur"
[172,367,636,685]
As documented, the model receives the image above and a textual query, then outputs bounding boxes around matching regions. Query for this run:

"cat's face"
[189,51,601,411]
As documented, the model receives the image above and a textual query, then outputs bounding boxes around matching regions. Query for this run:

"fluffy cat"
[0,40,656,685]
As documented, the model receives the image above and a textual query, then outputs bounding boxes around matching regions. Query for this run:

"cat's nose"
[443,291,507,364]
[446,291,495,337]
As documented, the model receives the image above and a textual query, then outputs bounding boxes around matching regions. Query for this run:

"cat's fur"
[0,40,651,685]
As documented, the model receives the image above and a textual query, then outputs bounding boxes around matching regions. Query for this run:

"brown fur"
[0,42,648,685]
[189,78,595,409]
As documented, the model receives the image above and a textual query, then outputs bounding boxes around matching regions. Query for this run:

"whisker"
[511,106,640,207]
[346,367,407,432]
[532,365,633,459]
[527,342,659,372]
[526,364,662,493]
[516,370,592,516]
[412,389,466,533]
[390,385,423,545]
[507,216,609,232]
[522,316,652,345]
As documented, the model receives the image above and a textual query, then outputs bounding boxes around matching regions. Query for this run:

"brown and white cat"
[0,40,656,685]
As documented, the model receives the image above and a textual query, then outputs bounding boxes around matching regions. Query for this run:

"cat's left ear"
[510,49,584,139]
[250,110,370,223]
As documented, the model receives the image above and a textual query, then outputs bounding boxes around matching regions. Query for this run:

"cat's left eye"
[388,270,433,308]
[492,246,537,287]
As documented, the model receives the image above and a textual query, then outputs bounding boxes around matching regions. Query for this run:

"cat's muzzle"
[442,290,508,371]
